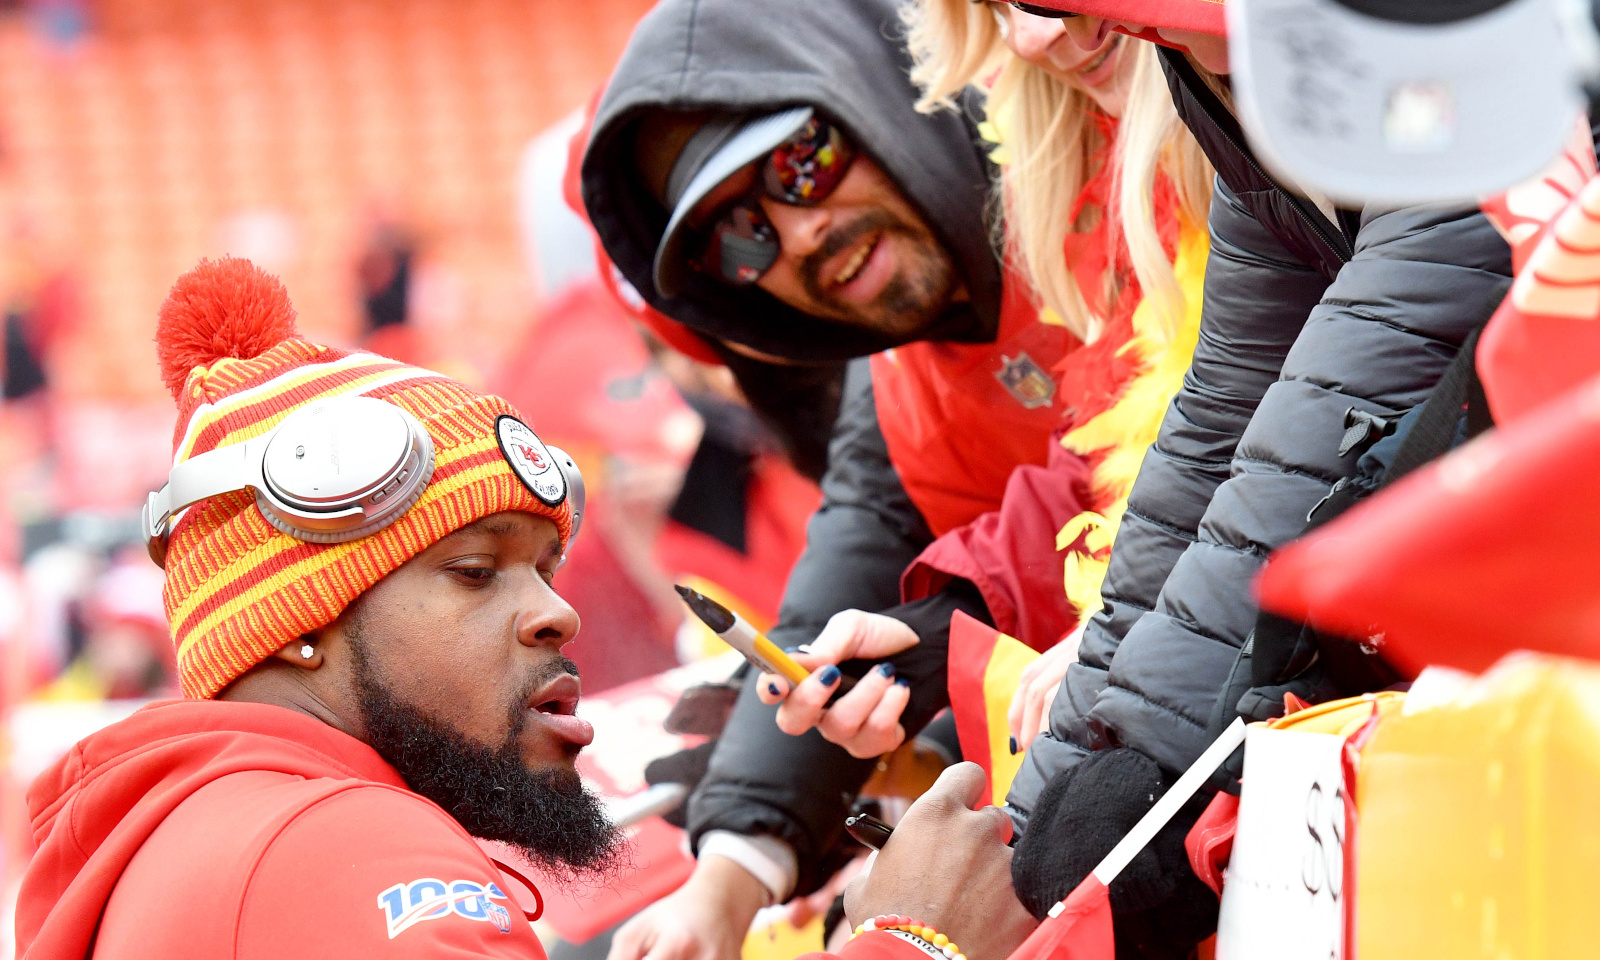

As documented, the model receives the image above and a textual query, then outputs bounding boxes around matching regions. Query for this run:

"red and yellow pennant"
[947,611,1041,807]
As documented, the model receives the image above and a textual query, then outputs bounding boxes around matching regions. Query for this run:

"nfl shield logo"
[485,901,513,934]
[994,353,1056,410]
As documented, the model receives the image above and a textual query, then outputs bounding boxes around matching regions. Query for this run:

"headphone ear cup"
[146,533,169,569]
[545,445,584,546]
[143,493,171,568]
[254,397,437,543]
[254,440,433,543]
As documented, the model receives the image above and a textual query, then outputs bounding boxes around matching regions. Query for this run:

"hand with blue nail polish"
[1005,622,1085,755]
[754,608,919,758]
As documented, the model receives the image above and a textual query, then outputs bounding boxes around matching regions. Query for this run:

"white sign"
[1216,726,1347,960]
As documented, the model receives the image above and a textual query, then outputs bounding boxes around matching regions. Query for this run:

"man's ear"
[271,635,325,670]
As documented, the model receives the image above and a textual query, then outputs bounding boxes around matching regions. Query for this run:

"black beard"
[799,209,954,338]
[348,634,626,883]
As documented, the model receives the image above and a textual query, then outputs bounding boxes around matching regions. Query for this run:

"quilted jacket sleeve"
[1006,178,1512,825]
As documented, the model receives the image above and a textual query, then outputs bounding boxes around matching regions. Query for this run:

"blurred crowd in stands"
[0,0,815,711]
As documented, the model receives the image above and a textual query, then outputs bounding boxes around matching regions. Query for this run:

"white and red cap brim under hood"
[1014,0,1227,38]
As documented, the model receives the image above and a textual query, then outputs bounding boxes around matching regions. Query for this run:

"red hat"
[1255,370,1600,675]
[1014,0,1226,37]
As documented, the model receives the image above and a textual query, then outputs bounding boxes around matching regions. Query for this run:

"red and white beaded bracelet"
[851,915,966,960]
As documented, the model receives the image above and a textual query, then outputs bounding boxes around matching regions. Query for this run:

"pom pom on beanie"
[155,257,298,401]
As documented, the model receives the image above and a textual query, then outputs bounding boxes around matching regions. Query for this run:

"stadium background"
[0,3,838,954]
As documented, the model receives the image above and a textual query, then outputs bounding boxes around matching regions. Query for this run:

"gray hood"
[580,0,1002,364]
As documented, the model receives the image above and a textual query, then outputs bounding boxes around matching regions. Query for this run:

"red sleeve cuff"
[800,930,943,960]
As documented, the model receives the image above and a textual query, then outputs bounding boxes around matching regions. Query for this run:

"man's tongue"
[530,708,594,747]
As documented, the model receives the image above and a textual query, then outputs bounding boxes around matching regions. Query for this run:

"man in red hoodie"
[14,257,1032,960]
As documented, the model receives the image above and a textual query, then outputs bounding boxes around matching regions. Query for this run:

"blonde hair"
[903,0,1212,343]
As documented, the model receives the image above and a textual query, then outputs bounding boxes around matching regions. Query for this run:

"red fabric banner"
[1006,877,1114,960]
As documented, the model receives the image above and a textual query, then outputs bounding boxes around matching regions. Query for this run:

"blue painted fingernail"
[768,682,781,696]
[893,677,910,688]
[877,662,896,679]
[784,646,803,654]
[1009,735,1019,755]
[818,665,841,686]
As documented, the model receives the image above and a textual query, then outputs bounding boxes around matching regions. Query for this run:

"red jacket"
[17,697,930,960]
[870,276,1079,539]
[17,700,549,960]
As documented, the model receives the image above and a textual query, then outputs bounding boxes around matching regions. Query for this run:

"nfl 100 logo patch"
[377,877,515,938]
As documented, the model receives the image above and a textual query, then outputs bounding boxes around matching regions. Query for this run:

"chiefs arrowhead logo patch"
[495,415,566,507]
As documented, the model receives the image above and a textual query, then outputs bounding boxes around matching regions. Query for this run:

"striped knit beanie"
[154,257,574,699]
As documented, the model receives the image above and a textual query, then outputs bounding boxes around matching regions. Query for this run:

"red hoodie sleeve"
[235,786,549,960]
[900,433,1092,652]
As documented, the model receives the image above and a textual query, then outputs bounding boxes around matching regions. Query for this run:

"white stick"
[1046,717,1248,918]
[603,782,689,830]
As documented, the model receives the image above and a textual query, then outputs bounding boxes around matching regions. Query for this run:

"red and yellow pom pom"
[155,256,298,401]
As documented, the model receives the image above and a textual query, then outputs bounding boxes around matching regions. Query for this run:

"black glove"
[1011,748,1218,960]
[643,740,718,829]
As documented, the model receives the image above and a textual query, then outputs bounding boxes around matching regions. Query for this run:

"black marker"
[845,812,895,850]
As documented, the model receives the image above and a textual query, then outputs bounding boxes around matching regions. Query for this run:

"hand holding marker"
[675,585,856,698]
[675,588,898,850]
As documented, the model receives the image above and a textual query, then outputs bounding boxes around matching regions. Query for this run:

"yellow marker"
[675,584,854,693]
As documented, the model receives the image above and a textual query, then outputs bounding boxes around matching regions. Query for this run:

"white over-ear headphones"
[143,395,583,567]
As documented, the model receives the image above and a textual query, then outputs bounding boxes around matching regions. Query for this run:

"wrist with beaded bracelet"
[850,915,966,960]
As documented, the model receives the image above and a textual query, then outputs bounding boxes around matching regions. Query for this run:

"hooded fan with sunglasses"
[579,0,1121,949]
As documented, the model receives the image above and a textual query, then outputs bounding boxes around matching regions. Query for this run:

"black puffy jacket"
[1006,49,1514,824]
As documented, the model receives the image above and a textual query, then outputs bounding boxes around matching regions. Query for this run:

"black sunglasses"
[693,116,859,287]
[1005,1,1082,17]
